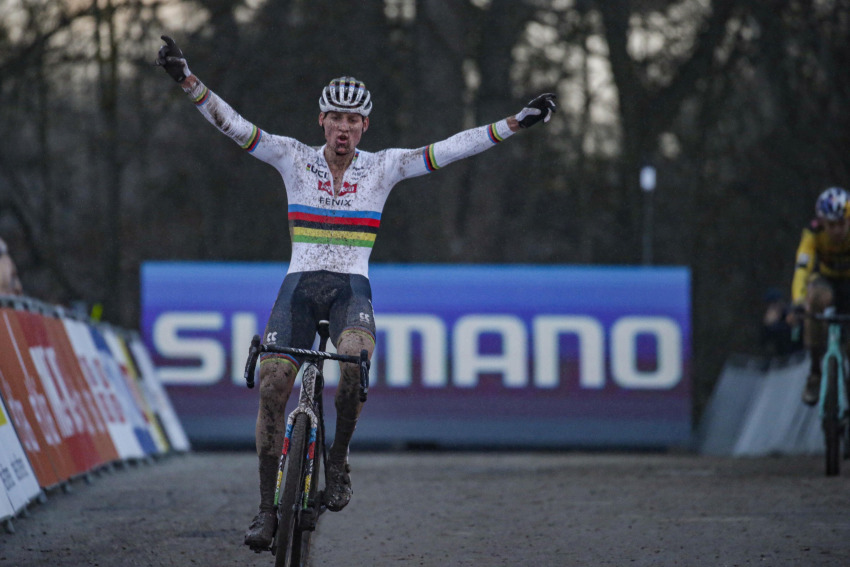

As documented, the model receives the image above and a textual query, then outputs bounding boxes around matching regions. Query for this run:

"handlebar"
[244,335,262,389]
[808,307,850,324]
[358,349,370,402]
[813,313,850,324]
[243,335,371,402]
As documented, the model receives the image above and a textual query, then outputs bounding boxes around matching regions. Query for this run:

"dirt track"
[2,451,849,567]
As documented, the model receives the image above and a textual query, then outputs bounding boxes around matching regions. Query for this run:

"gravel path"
[2,451,849,566]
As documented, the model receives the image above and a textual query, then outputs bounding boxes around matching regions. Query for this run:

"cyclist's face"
[824,218,850,243]
[319,112,368,156]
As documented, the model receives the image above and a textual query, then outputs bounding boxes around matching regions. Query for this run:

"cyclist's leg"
[245,273,315,548]
[804,274,833,405]
[325,274,376,511]
[332,328,374,444]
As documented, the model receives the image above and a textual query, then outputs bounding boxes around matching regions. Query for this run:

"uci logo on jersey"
[306,163,330,180]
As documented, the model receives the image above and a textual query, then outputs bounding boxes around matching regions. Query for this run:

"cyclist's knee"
[334,330,372,417]
[258,358,298,399]
[336,328,374,358]
[336,329,373,390]
[807,280,834,313]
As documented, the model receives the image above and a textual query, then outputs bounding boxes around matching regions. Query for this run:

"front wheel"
[824,357,841,476]
[275,413,316,567]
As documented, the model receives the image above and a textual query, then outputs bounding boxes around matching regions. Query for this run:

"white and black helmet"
[816,186,850,221]
[319,76,372,117]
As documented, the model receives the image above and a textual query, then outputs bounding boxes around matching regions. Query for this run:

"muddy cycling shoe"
[802,373,820,406]
[243,510,277,550]
[324,460,352,512]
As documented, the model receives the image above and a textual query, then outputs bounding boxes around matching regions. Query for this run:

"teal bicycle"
[814,307,850,476]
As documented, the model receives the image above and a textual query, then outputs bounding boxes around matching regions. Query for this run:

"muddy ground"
[2,451,849,566]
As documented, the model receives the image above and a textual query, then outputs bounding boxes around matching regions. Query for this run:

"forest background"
[1,0,848,421]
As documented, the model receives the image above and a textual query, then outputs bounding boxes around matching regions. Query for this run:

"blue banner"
[141,263,692,448]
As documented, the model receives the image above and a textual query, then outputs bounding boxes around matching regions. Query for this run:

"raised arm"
[395,93,557,180]
[155,35,273,158]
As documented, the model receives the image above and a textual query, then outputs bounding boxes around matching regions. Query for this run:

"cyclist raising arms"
[791,187,850,405]
[155,35,556,550]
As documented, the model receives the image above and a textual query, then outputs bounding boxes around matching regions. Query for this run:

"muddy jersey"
[792,218,850,302]
[182,78,516,277]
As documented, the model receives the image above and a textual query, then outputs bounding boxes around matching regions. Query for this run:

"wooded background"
[1,0,848,420]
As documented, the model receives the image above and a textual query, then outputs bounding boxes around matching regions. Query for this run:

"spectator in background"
[0,237,23,296]
[760,287,802,357]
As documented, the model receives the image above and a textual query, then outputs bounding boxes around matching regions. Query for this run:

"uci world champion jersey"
[183,78,515,277]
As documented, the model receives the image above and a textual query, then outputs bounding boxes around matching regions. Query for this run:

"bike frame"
[813,308,850,476]
[819,312,850,422]
[278,365,321,513]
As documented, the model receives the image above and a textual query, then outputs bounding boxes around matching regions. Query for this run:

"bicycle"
[243,320,370,566]
[812,307,850,476]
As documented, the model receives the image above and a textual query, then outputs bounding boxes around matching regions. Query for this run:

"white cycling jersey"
[183,78,516,277]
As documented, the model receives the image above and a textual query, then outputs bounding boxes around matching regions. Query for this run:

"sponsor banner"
[0,297,189,499]
[14,309,101,475]
[88,326,159,456]
[102,329,170,454]
[42,315,120,466]
[0,468,13,522]
[128,336,191,452]
[62,319,146,461]
[0,309,74,486]
[0,394,41,516]
[142,263,692,448]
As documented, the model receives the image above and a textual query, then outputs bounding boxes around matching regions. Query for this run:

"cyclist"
[791,186,850,405]
[155,35,556,550]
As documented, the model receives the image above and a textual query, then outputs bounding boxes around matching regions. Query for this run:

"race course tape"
[0,295,190,530]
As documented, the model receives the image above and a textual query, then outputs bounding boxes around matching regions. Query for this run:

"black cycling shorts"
[259,270,375,369]
[813,274,850,313]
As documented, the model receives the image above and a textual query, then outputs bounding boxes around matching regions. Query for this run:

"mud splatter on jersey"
[183,78,515,277]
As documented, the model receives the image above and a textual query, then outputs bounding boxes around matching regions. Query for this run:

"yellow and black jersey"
[792,218,850,303]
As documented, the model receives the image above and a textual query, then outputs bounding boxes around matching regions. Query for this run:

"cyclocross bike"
[243,320,370,566]
[813,307,850,476]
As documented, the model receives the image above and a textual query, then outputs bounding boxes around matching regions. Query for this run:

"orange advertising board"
[42,315,120,465]
[13,310,101,475]
[0,308,74,486]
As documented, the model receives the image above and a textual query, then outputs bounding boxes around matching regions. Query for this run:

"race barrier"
[697,352,821,455]
[0,295,190,533]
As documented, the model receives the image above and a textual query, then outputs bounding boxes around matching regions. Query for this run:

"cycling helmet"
[319,76,372,117]
[815,187,850,220]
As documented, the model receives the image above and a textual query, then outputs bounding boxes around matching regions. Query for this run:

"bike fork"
[274,419,296,510]
[820,352,849,421]
[299,422,321,531]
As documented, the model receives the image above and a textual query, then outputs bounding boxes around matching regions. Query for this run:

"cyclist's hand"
[515,93,557,128]
[155,35,191,83]
[786,303,807,326]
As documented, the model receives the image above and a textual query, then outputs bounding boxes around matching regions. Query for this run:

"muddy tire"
[824,357,841,477]
[275,413,311,567]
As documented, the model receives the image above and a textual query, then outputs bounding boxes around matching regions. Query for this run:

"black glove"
[155,35,191,83]
[515,93,557,128]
